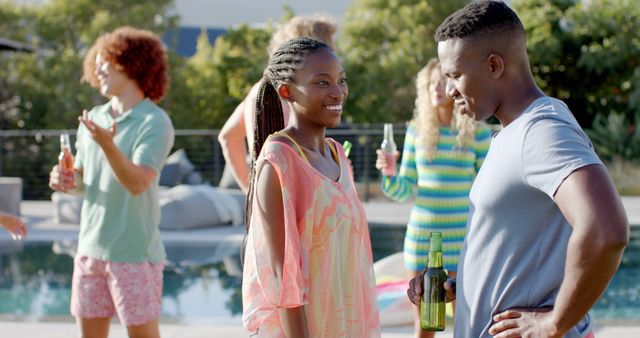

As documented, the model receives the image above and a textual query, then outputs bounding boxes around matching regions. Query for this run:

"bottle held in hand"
[343,140,353,158]
[58,133,75,171]
[420,232,447,331]
[380,123,397,176]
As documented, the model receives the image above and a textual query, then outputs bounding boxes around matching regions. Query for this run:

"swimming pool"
[591,225,640,321]
[0,226,638,324]
[0,241,244,324]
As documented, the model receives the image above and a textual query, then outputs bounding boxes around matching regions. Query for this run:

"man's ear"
[487,53,505,79]
[278,84,293,102]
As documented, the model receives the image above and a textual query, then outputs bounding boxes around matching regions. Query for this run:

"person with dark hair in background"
[241,37,380,338]
[48,26,174,338]
[218,14,337,192]
[407,1,628,337]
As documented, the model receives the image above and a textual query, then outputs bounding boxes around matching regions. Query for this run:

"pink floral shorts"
[70,256,164,326]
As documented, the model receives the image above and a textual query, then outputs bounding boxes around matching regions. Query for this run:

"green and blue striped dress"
[382,124,492,272]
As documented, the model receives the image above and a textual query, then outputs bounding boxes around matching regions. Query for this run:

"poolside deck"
[5,200,246,244]
[8,196,639,243]
[1,321,449,338]
[1,316,639,337]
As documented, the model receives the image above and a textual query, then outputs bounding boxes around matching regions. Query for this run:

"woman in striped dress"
[375,58,491,338]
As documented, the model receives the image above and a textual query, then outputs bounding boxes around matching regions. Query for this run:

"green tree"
[0,0,177,130]
[163,24,272,129]
[514,0,640,127]
[338,0,467,123]
[567,0,640,121]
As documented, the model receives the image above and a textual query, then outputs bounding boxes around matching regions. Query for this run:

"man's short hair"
[435,0,524,42]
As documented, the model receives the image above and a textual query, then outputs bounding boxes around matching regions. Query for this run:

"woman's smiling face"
[287,47,348,129]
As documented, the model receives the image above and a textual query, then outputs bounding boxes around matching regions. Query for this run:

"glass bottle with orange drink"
[58,133,75,172]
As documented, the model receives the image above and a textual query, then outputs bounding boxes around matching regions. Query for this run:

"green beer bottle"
[420,232,448,331]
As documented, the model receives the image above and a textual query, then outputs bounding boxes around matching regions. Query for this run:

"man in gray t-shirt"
[408,2,629,337]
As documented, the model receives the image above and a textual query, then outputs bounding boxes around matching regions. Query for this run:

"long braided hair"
[242,36,330,263]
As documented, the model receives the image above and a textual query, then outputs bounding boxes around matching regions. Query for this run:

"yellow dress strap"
[325,139,340,164]
[272,131,311,164]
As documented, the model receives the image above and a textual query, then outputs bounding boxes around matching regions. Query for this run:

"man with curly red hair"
[49,26,174,338]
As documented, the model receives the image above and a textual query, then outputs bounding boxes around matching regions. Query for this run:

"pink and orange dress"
[242,134,381,338]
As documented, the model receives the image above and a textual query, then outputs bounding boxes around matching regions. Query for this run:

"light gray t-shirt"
[454,97,602,337]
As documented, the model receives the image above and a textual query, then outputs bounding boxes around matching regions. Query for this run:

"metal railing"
[0,124,407,201]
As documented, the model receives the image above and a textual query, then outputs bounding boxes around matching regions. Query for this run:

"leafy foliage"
[514,0,640,128]
[163,24,272,129]
[338,0,467,123]
[586,113,640,163]
[0,0,274,130]
[0,0,177,129]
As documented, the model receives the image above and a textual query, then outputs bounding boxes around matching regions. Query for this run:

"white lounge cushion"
[0,177,22,216]
[158,184,243,230]
[51,191,83,224]
[52,184,244,229]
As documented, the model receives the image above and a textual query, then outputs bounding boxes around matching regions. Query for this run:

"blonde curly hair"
[267,14,337,55]
[412,58,476,161]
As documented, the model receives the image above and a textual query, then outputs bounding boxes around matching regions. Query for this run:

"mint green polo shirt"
[74,98,174,263]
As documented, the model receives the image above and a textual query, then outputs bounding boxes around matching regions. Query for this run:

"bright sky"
[173,0,352,28]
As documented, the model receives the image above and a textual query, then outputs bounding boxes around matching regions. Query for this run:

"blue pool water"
[0,241,244,324]
[0,226,639,324]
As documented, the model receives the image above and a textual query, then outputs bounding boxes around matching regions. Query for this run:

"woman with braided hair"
[218,14,337,192]
[241,37,380,337]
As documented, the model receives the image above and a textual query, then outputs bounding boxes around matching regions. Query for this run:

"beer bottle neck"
[428,251,443,268]
[383,124,393,141]
[428,232,443,268]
